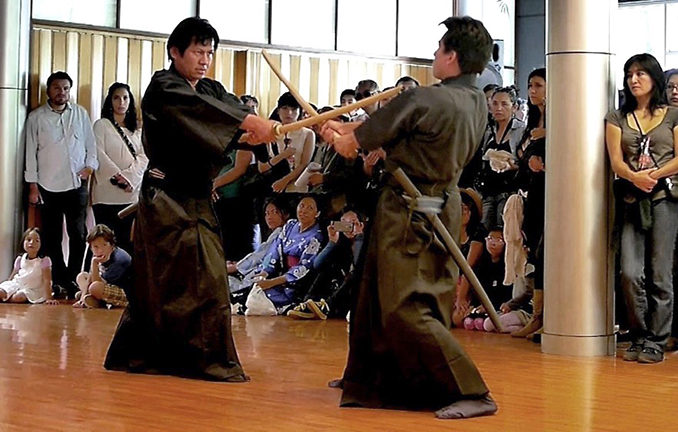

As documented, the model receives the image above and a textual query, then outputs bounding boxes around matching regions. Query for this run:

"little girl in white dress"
[0,228,58,305]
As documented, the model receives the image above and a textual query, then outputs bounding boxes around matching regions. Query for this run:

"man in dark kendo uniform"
[104,17,277,381]
[321,16,498,419]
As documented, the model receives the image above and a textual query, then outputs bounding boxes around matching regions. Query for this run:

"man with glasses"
[321,16,497,419]
[354,79,381,117]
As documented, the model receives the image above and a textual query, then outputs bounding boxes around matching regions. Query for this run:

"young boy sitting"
[73,224,132,309]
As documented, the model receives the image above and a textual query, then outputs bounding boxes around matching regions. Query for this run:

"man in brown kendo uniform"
[321,16,497,419]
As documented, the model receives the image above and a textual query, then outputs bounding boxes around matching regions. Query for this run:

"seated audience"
[395,75,420,90]
[73,224,132,309]
[461,228,513,331]
[228,198,290,299]
[288,209,365,320]
[244,196,324,314]
[0,228,58,305]
[452,189,485,327]
[240,94,259,115]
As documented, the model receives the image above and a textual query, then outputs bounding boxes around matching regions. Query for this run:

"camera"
[332,221,354,233]
[110,174,129,190]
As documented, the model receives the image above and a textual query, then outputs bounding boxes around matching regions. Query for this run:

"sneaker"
[287,301,315,319]
[638,347,664,364]
[307,299,329,320]
[623,343,643,361]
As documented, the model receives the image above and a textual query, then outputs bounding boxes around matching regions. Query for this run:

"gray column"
[541,0,617,356]
[0,0,31,278]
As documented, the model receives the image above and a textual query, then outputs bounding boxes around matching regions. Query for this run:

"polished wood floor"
[0,304,675,431]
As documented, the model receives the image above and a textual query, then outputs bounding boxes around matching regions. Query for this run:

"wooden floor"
[0,305,676,432]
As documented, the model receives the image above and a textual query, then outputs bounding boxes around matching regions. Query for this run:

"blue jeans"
[620,199,678,349]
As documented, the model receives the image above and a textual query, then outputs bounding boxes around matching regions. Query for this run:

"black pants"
[93,203,134,256]
[39,185,88,292]
[214,196,254,262]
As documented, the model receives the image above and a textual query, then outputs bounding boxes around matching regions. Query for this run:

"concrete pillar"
[0,0,30,278]
[541,0,617,356]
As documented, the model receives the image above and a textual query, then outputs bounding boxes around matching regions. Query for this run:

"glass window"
[337,0,396,56]
[33,0,116,27]
[397,0,452,59]
[665,3,678,54]
[271,0,335,50]
[119,0,197,34]
[482,0,515,68]
[616,4,665,88]
[201,0,268,44]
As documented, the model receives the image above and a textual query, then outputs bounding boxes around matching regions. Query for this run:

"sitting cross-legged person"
[73,224,132,309]
[461,228,514,331]
[244,195,324,315]
[288,208,365,320]
[228,197,290,304]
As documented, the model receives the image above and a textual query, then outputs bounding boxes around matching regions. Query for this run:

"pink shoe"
[474,317,485,330]
[463,317,475,330]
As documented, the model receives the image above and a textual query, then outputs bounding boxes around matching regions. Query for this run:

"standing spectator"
[263,92,315,194]
[606,54,678,364]
[24,71,98,298]
[395,76,420,90]
[476,86,526,230]
[354,79,380,117]
[240,95,259,115]
[92,83,148,255]
[511,68,547,339]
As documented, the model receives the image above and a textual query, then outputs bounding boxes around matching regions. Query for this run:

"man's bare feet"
[434,394,497,419]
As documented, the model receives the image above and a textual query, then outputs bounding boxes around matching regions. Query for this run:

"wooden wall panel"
[127,39,142,103]
[31,25,433,125]
[102,36,118,94]
[77,34,93,117]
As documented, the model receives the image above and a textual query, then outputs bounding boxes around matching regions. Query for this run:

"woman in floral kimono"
[254,196,324,313]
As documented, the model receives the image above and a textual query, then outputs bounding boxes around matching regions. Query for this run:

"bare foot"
[435,394,497,419]
[72,301,86,308]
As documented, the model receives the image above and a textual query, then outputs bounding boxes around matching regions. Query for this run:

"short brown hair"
[86,224,116,246]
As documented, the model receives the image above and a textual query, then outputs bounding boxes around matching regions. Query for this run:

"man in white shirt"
[25,71,98,297]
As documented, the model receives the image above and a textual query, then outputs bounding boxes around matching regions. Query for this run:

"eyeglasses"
[668,84,678,92]
[486,236,505,243]
[355,90,377,101]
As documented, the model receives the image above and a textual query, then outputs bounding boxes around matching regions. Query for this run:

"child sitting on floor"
[73,224,132,309]
[0,228,58,305]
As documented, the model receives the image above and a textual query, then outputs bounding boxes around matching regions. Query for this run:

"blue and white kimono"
[257,219,324,308]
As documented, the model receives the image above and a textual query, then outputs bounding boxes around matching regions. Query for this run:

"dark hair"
[167,17,219,62]
[277,92,300,110]
[440,16,493,75]
[483,83,499,94]
[47,71,73,88]
[101,83,138,132]
[240,95,259,105]
[621,53,667,115]
[86,224,116,246]
[318,106,349,122]
[356,79,379,92]
[263,196,290,220]
[492,43,501,62]
[395,76,420,87]
[525,68,546,129]
[460,192,481,235]
[340,89,356,99]
[21,227,44,258]
[492,85,519,105]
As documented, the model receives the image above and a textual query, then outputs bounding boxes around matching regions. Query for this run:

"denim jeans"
[481,192,510,231]
[620,198,678,349]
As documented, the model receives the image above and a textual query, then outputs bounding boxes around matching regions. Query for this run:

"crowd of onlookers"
[6,51,678,363]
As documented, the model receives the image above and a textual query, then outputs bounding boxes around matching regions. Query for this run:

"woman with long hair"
[92,83,148,254]
[606,54,678,363]
[511,68,547,339]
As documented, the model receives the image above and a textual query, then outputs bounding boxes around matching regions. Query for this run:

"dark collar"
[439,74,478,88]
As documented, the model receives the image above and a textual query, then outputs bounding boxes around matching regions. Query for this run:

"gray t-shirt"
[605,107,678,171]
